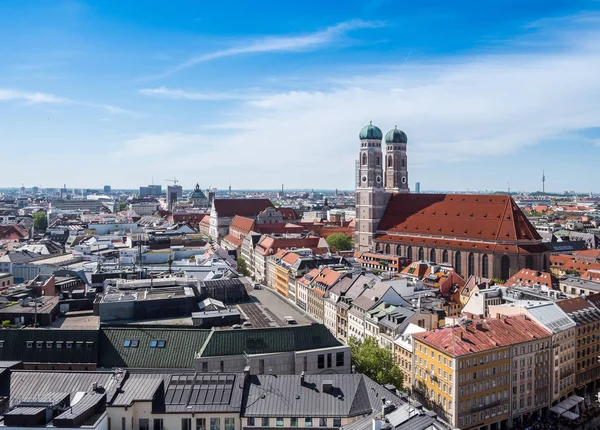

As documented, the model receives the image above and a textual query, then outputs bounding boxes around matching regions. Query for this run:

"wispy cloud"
[144,19,384,80]
[139,86,257,101]
[0,88,135,114]
[122,12,600,190]
[113,132,211,157]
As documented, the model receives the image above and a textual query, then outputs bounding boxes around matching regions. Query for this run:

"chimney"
[459,330,464,340]
[322,380,333,394]
[244,366,251,379]
[475,322,483,331]
[381,397,387,420]
[300,371,305,385]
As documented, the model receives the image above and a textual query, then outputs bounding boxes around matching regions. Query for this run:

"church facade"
[354,123,549,280]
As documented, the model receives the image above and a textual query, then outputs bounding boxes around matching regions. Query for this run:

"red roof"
[0,225,28,240]
[277,207,300,221]
[378,194,541,243]
[413,315,552,357]
[213,198,273,218]
[229,216,256,235]
[581,270,600,282]
[255,236,323,256]
[199,215,210,226]
[506,269,554,288]
[222,234,243,248]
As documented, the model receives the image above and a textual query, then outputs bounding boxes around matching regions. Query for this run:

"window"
[123,340,131,347]
[76,341,84,349]
[150,340,158,348]
[291,418,298,427]
[247,418,255,427]
[56,341,63,349]
[430,249,436,263]
[26,341,33,348]
[122,417,126,430]
[157,340,166,348]
[182,419,192,430]
[455,252,462,275]
[46,341,53,348]
[333,419,341,428]
[304,418,313,428]
[262,418,270,427]
[210,418,220,430]
[139,419,149,430]
[259,359,265,374]
[276,418,284,427]
[196,419,206,430]
[224,418,235,430]
[468,253,475,277]
[362,153,367,166]
[202,362,208,372]
[319,418,327,427]
[442,250,449,263]
[131,339,139,348]
[418,247,424,261]
[220,361,224,372]
[318,354,325,369]
[86,341,94,349]
[154,419,164,430]
[336,352,344,367]
[36,341,43,348]
[327,354,332,368]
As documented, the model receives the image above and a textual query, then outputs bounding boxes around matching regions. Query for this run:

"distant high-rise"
[104,185,112,194]
[167,185,183,210]
[415,182,421,193]
[140,184,162,198]
[542,170,546,194]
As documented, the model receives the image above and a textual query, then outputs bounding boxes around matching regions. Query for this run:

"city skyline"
[1,0,600,191]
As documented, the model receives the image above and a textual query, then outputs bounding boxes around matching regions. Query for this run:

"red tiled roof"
[255,236,322,256]
[556,297,596,314]
[199,215,210,226]
[506,269,554,288]
[229,216,256,235]
[277,207,300,220]
[378,194,541,243]
[281,252,300,265]
[413,315,552,357]
[213,198,273,218]
[0,225,28,240]
[223,234,243,248]
[581,270,600,282]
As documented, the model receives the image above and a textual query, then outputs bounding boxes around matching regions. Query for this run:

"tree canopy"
[326,233,353,251]
[349,336,403,389]
[237,257,250,277]
[33,211,48,232]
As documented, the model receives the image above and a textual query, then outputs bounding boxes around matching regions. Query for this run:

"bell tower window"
[376,156,380,166]
[387,156,392,168]
[362,153,367,166]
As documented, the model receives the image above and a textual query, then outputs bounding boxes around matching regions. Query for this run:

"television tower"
[542,170,546,194]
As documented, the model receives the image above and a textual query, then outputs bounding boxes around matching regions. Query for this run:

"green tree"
[237,256,250,277]
[119,202,128,211]
[326,233,353,251]
[348,336,404,389]
[33,211,48,232]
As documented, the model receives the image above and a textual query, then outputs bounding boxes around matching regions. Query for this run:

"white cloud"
[113,132,211,158]
[147,20,383,79]
[0,87,135,115]
[138,86,257,101]
[0,89,69,104]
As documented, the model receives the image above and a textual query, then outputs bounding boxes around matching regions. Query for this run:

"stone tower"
[355,122,388,252]
[384,126,409,194]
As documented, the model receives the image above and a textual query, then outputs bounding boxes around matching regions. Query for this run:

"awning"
[562,411,579,421]
[550,406,566,415]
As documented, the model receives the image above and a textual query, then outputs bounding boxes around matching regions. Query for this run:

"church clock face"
[401,176,407,184]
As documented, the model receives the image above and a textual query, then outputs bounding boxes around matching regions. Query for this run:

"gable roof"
[197,324,342,357]
[98,327,211,369]
[242,374,398,418]
[229,216,256,235]
[213,199,273,218]
[413,315,552,357]
[378,194,541,243]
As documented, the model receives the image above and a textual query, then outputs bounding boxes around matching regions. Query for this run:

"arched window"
[525,255,533,269]
[442,250,449,263]
[387,156,393,168]
[455,252,462,275]
[407,247,413,261]
[418,247,424,261]
[385,244,390,254]
[501,255,511,280]
[397,246,402,257]
[402,159,406,168]
[482,255,489,278]
[362,153,367,166]
[376,156,380,166]
[430,249,436,263]
[468,253,475,277]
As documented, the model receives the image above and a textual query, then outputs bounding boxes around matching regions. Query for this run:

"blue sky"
[1,0,600,192]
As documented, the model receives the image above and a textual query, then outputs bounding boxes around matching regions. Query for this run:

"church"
[354,122,549,280]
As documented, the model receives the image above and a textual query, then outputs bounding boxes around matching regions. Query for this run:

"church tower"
[384,126,409,193]
[355,122,388,252]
